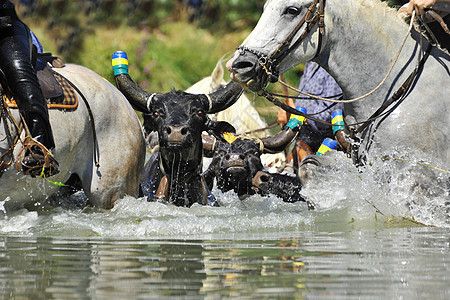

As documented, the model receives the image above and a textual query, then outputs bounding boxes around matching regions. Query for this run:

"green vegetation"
[17,0,305,125]
[15,0,409,125]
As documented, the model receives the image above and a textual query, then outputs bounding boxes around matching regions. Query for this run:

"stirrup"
[16,137,60,178]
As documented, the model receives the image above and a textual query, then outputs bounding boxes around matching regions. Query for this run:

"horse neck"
[318,0,423,119]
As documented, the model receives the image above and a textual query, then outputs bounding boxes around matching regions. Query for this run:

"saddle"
[3,55,78,110]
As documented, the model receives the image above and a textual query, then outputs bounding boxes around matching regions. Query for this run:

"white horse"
[227,0,449,172]
[186,60,287,171]
[0,64,146,210]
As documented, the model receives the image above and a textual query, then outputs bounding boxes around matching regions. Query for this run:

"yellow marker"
[223,132,237,144]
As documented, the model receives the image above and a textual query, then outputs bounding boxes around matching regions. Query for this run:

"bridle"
[233,2,442,166]
[236,0,325,87]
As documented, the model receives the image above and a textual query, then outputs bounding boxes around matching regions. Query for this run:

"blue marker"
[112,51,129,76]
[316,138,338,155]
[286,106,307,129]
[331,109,345,134]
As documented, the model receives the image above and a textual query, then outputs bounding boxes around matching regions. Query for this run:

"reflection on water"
[1,228,449,299]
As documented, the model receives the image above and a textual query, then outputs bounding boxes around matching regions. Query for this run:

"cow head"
[142,90,235,175]
[203,137,263,197]
[203,125,300,199]
[114,70,242,206]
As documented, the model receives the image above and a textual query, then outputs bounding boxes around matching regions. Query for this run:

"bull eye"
[153,111,160,118]
[254,151,259,156]
[284,6,301,16]
[195,109,205,117]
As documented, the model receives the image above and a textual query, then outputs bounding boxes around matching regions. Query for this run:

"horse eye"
[285,6,301,16]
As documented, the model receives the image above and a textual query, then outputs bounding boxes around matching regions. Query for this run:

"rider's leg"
[0,17,57,175]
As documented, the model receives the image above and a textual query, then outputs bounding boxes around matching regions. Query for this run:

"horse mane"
[357,0,403,19]
[358,0,450,55]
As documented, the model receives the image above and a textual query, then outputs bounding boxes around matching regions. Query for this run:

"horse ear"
[207,81,244,113]
[210,62,225,92]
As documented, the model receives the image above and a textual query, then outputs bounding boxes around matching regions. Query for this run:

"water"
[1,154,449,299]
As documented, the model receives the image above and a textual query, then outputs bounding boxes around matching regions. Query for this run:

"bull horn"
[260,127,298,154]
[205,81,244,113]
[202,134,216,153]
[112,51,153,112]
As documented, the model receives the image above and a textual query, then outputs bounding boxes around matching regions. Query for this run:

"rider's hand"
[404,0,439,16]
[276,98,295,127]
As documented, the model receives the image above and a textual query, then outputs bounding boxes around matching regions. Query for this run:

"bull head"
[202,125,300,198]
[112,55,240,206]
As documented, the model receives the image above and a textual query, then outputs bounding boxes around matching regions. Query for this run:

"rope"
[242,121,278,135]
[55,72,100,168]
[271,11,417,104]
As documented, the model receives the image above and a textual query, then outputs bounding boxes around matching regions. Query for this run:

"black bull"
[114,71,243,206]
[202,130,311,207]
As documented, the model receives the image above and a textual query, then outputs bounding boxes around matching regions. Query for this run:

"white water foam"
[0,150,447,237]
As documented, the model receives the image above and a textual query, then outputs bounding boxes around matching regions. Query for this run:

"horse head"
[227,0,325,92]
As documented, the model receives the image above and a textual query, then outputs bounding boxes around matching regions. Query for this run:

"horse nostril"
[181,127,188,135]
[233,60,255,70]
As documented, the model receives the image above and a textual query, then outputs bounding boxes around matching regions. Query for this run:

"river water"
[1,155,449,299]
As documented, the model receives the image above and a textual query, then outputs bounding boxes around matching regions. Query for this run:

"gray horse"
[227,0,449,168]
[1,64,146,211]
[226,0,449,213]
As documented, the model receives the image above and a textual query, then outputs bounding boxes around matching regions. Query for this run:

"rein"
[0,93,22,175]
[259,41,433,134]
[237,0,325,86]
[55,72,100,168]
[266,10,419,104]
[245,6,433,136]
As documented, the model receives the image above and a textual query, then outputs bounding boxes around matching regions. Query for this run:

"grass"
[28,19,304,131]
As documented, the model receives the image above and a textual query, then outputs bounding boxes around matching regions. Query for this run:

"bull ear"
[261,127,298,154]
[142,113,156,134]
[205,119,236,134]
[206,81,244,113]
[205,118,236,142]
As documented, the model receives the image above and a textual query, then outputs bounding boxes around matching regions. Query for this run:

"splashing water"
[1,148,448,238]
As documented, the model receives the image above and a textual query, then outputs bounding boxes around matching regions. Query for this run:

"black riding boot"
[21,113,59,177]
[0,10,59,177]
[8,56,59,177]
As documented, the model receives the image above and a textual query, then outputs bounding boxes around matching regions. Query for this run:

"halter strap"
[237,0,325,85]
